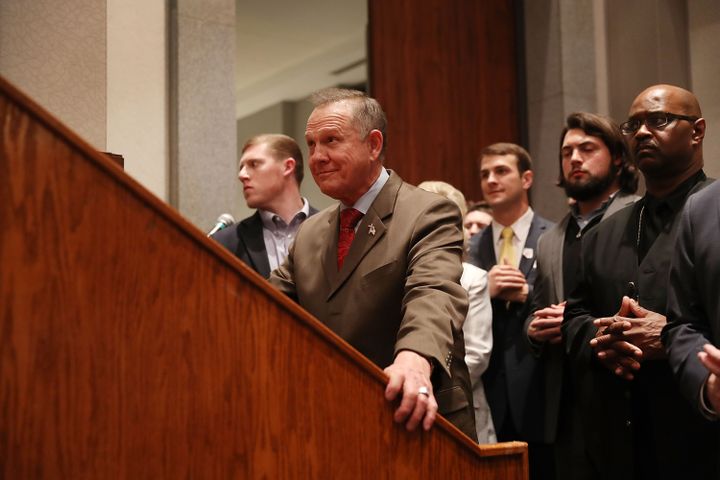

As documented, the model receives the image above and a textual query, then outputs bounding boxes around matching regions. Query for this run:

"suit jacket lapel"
[641,178,711,268]
[328,210,387,299]
[322,205,342,290]
[476,228,497,270]
[549,215,570,299]
[519,214,546,278]
[238,212,271,278]
[603,192,638,220]
[326,172,400,299]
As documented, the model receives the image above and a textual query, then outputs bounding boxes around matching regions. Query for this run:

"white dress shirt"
[460,262,497,444]
[259,198,310,271]
[491,207,534,267]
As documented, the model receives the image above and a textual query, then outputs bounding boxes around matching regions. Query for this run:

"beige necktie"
[499,226,516,266]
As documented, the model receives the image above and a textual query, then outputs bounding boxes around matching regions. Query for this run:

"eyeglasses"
[620,112,698,135]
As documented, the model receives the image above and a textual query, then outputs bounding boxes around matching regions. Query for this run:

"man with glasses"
[563,85,718,479]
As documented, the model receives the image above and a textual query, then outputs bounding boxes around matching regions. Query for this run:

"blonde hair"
[417,181,468,218]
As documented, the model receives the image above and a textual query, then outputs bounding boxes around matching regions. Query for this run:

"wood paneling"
[0,75,527,478]
[369,0,521,202]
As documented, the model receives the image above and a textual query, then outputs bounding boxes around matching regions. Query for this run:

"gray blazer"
[524,191,639,443]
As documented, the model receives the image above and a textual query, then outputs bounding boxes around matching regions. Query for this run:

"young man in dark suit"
[563,84,718,479]
[524,112,639,479]
[467,143,554,478]
[212,134,316,278]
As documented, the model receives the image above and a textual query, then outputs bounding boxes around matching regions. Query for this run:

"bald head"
[624,84,705,196]
[630,84,702,118]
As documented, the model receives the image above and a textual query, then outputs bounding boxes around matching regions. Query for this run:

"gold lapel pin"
[368,224,376,236]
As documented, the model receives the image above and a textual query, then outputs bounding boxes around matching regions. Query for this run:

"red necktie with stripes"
[337,208,363,269]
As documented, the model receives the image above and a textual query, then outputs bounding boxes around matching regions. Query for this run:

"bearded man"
[524,112,639,479]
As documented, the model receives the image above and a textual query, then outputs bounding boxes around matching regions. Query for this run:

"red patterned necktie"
[337,208,364,269]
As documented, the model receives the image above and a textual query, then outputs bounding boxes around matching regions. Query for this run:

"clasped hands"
[488,261,528,303]
[528,301,566,345]
[589,296,666,380]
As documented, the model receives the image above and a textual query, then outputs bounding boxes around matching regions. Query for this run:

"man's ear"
[367,129,384,160]
[692,118,706,145]
[282,157,296,178]
[522,169,534,190]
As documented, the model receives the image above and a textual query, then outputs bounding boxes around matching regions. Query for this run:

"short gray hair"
[310,87,388,158]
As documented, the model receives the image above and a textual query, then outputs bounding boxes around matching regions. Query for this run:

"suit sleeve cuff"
[699,380,719,421]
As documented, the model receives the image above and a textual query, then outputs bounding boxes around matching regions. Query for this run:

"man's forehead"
[304,120,343,136]
[562,129,604,148]
[306,102,355,128]
[239,143,272,163]
[306,116,349,136]
[629,87,678,116]
[480,154,517,169]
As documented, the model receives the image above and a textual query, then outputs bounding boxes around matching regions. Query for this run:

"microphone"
[207,213,235,237]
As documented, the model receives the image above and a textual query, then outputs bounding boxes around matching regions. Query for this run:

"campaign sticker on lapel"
[368,224,376,236]
[522,248,534,259]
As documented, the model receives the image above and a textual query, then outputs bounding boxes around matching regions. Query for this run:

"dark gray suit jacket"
[212,206,317,278]
[467,212,554,442]
[524,192,639,443]
[664,179,720,417]
[563,178,718,480]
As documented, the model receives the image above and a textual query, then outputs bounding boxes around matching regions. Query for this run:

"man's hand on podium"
[384,350,437,432]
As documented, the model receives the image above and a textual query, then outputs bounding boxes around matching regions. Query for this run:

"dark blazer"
[467,212,553,442]
[212,206,318,278]
[563,179,718,480]
[268,171,477,440]
[664,180,720,416]
[525,192,639,444]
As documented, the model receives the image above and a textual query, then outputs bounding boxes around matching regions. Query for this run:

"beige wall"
[0,0,238,230]
[107,0,169,201]
[604,0,690,123]
[0,0,107,149]
[689,0,720,179]
[173,0,237,230]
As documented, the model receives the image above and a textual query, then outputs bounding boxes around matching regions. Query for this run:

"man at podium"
[269,87,476,440]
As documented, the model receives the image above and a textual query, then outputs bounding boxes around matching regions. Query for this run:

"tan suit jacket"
[269,171,476,439]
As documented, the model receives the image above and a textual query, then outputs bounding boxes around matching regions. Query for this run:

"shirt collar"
[570,190,619,229]
[343,168,389,214]
[644,169,706,214]
[258,197,310,229]
[491,207,534,246]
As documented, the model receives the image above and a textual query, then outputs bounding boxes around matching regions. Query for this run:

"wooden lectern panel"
[0,76,527,479]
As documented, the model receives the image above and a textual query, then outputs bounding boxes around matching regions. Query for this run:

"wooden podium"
[0,76,528,479]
